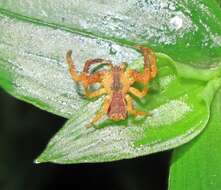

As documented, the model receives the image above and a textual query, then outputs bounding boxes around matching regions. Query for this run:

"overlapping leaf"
[1,0,221,64]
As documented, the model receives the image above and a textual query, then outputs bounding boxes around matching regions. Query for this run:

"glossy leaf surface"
[169,89,221,190]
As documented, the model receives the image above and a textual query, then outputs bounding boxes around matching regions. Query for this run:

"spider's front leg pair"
[127,46,157,101]
[66,50,111,98]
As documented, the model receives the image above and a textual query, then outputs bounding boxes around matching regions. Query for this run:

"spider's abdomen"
[108,92,127,121]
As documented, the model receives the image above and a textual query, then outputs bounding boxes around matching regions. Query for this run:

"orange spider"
[66,46,157,128]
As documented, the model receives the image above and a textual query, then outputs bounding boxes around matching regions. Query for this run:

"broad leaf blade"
[1,1,221,118]
[35,57,221,164]
[0,13,139,118]
[1,0,221,64]
[169,88,221,190]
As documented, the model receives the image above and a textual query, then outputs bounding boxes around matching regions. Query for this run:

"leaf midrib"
[0,8,135,50]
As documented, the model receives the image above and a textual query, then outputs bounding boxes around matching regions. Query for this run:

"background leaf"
[169,88,221,190]
[1,0,221,65]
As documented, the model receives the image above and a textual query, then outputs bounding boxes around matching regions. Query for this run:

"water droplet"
[170,15,183,30]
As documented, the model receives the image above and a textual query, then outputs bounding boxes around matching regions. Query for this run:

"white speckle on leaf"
[145,98,192,127]
[210,34,221,48]
[159,75,175,89]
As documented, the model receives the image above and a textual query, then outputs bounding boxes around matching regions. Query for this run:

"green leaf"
[0,12,141,118]
[35,56,221,164]
[1,0,221,65]
[1,1,221,164]
[1,1,221,118]
[169,88,221,190]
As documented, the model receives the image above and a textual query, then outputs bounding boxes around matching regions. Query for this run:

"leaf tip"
[34,156,47,164]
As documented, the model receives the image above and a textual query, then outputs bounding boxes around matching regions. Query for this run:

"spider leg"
[66,50,103,89]
[129,86,148,98]
[83,58,112,73]
[130,46,157,84]
[135,45,157,77]
[126,95,151,116]
[85,88,107,99]
[86,96,111,128]
[66,50,81,81]
[82,59,112,95]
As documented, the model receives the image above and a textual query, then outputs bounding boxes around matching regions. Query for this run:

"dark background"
[0,89,171,190]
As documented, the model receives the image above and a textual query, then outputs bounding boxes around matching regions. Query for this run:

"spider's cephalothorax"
[66,46,157,128]
[108,65,127,120]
